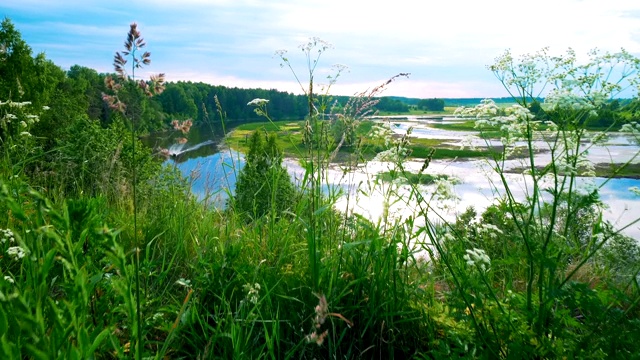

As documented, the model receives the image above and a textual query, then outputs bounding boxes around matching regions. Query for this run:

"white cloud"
[3,0,640,98]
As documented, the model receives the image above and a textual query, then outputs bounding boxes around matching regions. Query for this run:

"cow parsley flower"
[7,246,26,260]
[175,278,192,288]
[247,98,269,106]
[463,248,491,273]
[1,229,15,243]
[242,283,261,305]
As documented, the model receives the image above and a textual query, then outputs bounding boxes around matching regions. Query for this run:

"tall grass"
[2,31,640,359]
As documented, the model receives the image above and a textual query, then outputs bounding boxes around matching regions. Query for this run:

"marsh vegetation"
[1,21,640,359]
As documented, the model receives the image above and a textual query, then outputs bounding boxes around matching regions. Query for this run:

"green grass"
[377,170,449,185]
[377,106,457,116]
[5,116,640,359]
[226,120,497,161]
[507,162,640,179]
[5,21,640,360]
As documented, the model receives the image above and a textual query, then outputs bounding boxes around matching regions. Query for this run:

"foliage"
[232,129,296,219]
[375,96,409,112]
[2,18,640,360]
[54,116,161,198]
[422,47,640,358]
[417,98,445,111]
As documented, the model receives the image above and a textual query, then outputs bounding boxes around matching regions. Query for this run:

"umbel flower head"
[247,98,269,106]
[463,248,491,273]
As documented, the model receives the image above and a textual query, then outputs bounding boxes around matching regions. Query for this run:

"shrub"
[232,129,296,219]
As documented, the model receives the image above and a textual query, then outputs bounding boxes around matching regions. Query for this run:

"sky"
[2,0,640,98]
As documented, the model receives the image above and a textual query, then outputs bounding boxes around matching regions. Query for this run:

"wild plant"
[101,23,167,359]
[0,180,128,358]
[256,38,435,358]
[412,48,640,357]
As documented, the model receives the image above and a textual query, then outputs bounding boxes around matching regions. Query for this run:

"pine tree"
[233,130,295,220]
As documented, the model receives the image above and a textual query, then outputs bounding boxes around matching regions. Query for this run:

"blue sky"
[2,0,640,98]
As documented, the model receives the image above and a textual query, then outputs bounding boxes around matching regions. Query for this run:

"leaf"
[0,307,7,337]
[24,343,48,360]
[87,328,111,355]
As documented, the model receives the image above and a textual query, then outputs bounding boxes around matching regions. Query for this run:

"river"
[145,118,640,239]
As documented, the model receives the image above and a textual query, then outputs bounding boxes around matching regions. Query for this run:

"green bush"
[232,130,296,220]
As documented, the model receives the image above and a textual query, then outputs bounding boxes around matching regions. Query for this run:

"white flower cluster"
[175,278,192,288]
[589,132,609,146]
[373,146,411,162]
[242,283,261,305]
[299,37,333,53]
[477,223,504,239]
[620,122,640,136]
[371,123,413,162]
[1,228,15,243]
[0,100,32,108]
[629,186,640,196]
[463,248,491,273]
[3,275,14,284]
[247,98,269,106]
[371,124,393,145]
[543,89,598,115]
[454,98,498,119]
[6,246,26,260]
[432,178,460,211]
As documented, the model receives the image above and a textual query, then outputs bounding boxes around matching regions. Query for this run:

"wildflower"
[158,148,171,159]
[305,293,353,346]
[630,186,640,196]
[443,232,456,242]
[42,105,50,110]
[7,246,26,260]
[307,329,329,346]
[8,101,31,108]
[306,294,329,345]
[463,248,491,273]
[3,275,14,284]
[175,278,191,288]
[620,122,640,135]
[20,131,31,137]
[171,119,192,134]
[433,178,461,206]
[1,228,15,243]
[247,98,269,106]
[242,283,261,305]
[478,223,503,238]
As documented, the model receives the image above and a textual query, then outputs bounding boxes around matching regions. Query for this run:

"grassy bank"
[2,23,640,360]
[226,120,498,162]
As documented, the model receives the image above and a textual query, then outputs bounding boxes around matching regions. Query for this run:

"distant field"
[226,119,500,162]
[376,106,457,116]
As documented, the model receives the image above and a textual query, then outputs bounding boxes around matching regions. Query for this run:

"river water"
[147,119,640,239]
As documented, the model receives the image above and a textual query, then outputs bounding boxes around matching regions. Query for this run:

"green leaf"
[25,343,49,360]
[0,307,7,337]
[78,328,89,353]
[87,327,111,355]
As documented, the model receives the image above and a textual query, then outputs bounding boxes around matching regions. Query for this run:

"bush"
[232,130,296,219]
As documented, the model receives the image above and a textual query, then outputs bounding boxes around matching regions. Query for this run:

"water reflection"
[149,118,640,239]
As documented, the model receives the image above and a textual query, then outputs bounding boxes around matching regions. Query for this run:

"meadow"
[1,21,640,359]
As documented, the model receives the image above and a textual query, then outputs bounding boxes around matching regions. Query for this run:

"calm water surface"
[148,120,640,239]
